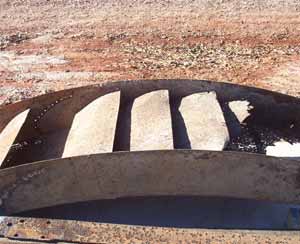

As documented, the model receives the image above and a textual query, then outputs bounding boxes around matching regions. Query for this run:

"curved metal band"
[0,217,299,244]
[0,150,300,214]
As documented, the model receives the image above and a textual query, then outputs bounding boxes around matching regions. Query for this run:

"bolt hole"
[19,219,24,223]
[14,233,18,237]
[46,220,51,224]
[41,236,45,239]
[7,222,12,227]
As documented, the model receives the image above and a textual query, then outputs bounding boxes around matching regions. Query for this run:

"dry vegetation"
[1,0,300,104]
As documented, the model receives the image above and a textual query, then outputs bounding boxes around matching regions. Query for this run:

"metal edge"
[0,150,300,214]
[0,216,299,244]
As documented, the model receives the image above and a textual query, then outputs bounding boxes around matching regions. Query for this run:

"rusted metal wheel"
[0,80,300,243]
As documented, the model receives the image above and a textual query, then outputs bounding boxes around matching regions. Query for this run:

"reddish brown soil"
[1,0,300,104]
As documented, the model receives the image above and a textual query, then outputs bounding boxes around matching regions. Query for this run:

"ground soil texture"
[1,0,300,105]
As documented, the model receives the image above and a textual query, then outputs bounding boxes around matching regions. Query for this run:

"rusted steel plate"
[1,80,300,135]
[0,109,29,166]
[131,90,173,150]
[0,150,300,214]
[0,217,300,244]
[0,238,46,244]
[179,92,229,150]
[1,80,300,167]
[62,91,120,157]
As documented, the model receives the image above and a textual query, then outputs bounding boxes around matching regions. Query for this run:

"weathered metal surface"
[0,150,300,214]
[62,91,120,157]
[0,217,300,244]
[0,80,300,243]
[131,90,173,150]
[0,238,47,244]
[0,109,29,166]
[1,80,300,167]
[179,92,229,150]
[1,80,299,132]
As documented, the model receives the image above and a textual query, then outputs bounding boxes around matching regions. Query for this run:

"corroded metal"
[1,79,300,167]
[0,217,300,244]
[0,150,300,214]
[0,80,300,243]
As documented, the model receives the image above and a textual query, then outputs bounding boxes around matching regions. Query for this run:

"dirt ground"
[1,0,300,105]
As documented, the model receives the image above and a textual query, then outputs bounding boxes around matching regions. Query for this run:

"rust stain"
[1,217,300,244]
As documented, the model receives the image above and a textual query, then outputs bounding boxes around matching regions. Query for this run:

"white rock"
[266,140,300,159]
[179,92,229,150]
[131,90,173,151]
[229,100,253,123]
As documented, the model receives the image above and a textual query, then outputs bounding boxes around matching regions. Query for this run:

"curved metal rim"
[0,150,299,214]
[1,79,298,111]
[0,216,299,244]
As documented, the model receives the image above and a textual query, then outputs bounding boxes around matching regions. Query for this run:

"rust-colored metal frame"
[1,79,300,168]
[1,80,300,243]
[0,216,300,244]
